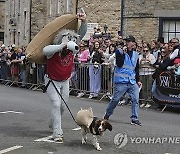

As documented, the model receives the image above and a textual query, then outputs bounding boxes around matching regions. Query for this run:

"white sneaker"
[118,100,126,105]
[77,92,85,98]
[140,103,145,108]
[88,95,93,99]
[145,103,151,108]
[52,137,64,143]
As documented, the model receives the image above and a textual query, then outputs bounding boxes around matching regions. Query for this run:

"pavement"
[0,84,180,154]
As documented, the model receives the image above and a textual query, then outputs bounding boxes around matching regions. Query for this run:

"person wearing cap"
[167,58,180,75]
[104,35,142,126]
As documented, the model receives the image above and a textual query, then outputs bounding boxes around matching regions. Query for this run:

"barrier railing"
[70,62,114,100]
[0,62,154,102]
[0,62,45,90]
[139,65,155,103]
[71,63,154,102]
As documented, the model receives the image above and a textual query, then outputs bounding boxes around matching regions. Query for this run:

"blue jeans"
[105,83,140,121]
[20,70,27,86]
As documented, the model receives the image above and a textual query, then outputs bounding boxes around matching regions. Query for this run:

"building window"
[13,0,15,17]
[65,0,70,13]
[0,32,4,42]
[24,11,27,39]
[50,0,53,16]
[160,18,180,43]
[57,0,61,15]
[82,23,98,40]
[47,0,53,16]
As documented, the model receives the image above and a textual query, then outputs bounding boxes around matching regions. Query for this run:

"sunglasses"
[143,50,149,52]
[161,50,166,53]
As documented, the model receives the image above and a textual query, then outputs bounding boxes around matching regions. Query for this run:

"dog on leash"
[76,108,112,151]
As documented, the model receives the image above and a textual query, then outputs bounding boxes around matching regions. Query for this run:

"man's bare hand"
[122,46,127,54]
[137,82,142,88]
[77,8,86,23]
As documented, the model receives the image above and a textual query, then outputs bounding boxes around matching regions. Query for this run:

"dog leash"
[43,79,78,125]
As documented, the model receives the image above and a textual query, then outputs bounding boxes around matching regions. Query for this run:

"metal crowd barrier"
[0,62,45,91]
[70,62,114,100]
[139,65,155,103]
[0,62,154,103]
[70,63,154,102]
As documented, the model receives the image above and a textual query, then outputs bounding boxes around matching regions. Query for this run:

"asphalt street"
[0,84,180,154]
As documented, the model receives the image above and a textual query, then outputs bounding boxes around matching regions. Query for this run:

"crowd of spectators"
[0,27,180,107]
[0,44,45,88]
[72,27,180,108]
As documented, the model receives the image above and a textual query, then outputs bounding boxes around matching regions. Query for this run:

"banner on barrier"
[153,71,180,104]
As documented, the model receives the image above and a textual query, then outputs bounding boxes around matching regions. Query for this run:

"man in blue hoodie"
[104,35,142,126]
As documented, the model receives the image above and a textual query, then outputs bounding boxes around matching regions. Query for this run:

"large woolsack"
[25,14,79,64]
[76,107,94,128]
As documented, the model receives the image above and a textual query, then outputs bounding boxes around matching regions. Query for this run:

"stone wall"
[0,1,5,43]
[78,0,121,37]
[125,0,180,16]
[3,0,31,46]
[123,18,159,42]
[31,0,77,39]
[123,0,180,42]
[79,0,180,42]
[0,1,5,32]
[31,0,47,39]
[2,0,180,46]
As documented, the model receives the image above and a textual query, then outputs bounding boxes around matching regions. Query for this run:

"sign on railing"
[153,71,180,104]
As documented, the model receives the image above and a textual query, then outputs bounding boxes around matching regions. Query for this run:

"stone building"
[121,0,180,43]
[0,0,5,44]
[4,0,31,46]
[79,0,180,43]
[1,0,180,46]
[3,0,77,46]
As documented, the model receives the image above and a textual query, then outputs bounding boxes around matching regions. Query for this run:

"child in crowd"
[167,58,180,75]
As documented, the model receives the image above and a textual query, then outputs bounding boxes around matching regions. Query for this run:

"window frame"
[0,32,4,42]
[159,17,180,42]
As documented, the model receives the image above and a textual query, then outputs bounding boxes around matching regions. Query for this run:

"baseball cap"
[174,58,180,64]
[123,35,135,42]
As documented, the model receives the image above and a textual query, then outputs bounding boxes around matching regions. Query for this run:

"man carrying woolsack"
[43,11,87,143]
